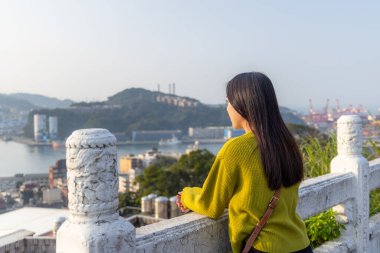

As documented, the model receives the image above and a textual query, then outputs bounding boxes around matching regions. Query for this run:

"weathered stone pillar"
[331,115,369,252]
[56,129,135,253]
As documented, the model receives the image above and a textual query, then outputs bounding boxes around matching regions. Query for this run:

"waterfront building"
[22,173,49,187]
[19,182,38,206]
[48,159,66,189]
[139,148,160,168]
[0,194,5,210]
[48,116,58,140]
[119,155,143,175]
[128,167,143,192]
[118,174,129,193]
[0,177,19,192]
[0,174,48,194]
[155,94,199,108]
[42,188,62,207]
[119,151,160,193]
[33,114,47,142]
[224,128,245,139]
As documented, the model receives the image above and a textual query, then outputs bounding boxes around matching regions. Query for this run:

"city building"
[0,177,20,192]
[128,168,143,192]
[155,93,199,108]
[224,128,245,139]
[33,114,47,142]
[0,173,48,194]
[49,159,66,189]
[48,116,58,140]
[119,149,162,193]
[33,114,59,142]
[118,174,129,193]
[0,194,5,210]
[23,173,49,187]
[138,148,160,168]
[119,155,143,193]
[119,155,143,175]
[19,182,38,206]
[42,188,62,207]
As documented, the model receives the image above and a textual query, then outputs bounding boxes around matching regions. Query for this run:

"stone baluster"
[56,129,135,253]
[331,115,369,252]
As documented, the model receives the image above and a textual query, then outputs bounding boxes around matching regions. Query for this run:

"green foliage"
[136,149,215,198]
[370,189,380,217]
[171,149,215,187]
[372,140,380,157]
[118,192,139,209]
[301,133,380,248]
[305,209,345,248]
[300,134,337,178]
[365,139,380,160]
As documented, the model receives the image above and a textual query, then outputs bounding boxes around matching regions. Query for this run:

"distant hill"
[9,93,74,109]
[0,94,37,110]
[279,107,305,125]
[23,88,306,139]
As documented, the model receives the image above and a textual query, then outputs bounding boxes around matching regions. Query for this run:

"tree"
[118,192,139,209]
[136,149,216,198]
[171,149,215,188]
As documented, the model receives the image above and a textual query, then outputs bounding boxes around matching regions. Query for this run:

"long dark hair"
[226,72,303,190]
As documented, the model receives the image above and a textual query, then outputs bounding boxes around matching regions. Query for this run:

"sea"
[0,140,224,177]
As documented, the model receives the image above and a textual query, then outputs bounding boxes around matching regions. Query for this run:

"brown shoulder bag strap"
[242,188,281,253]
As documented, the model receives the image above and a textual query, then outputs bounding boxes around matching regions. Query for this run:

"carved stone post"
[331,115,369,252]
[56,129,135,253]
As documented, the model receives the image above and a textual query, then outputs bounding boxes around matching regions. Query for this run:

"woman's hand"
[176,191,190,213]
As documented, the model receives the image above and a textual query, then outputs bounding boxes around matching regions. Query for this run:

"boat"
[158,135,181,146]
[185,140,200,154]
[51,141,62,149]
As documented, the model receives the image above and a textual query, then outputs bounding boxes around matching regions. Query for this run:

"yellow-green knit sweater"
[181,131,310,253]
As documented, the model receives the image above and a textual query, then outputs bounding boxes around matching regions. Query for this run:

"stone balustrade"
[56,129,135,253]
[55,115,380,253]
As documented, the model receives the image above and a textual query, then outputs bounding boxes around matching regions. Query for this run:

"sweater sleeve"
[181,155,236,219]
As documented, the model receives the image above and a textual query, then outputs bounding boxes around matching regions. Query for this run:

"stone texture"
[136,211,230,253]
[56,129,135,253]
[298,172,354,219]
[331,115,369,253]
[336,115,363,156]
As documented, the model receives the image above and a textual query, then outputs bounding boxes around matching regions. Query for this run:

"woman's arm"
[181,155,236,219]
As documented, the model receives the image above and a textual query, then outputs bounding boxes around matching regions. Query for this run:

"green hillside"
[0,94,37,110]
[9,93,74,109]
[23,88,307,139]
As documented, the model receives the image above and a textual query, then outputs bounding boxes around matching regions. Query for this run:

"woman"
[177,72,312,253]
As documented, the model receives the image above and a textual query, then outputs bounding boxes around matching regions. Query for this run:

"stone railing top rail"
[369,158,380,168]
[65,128,116,149]
[369,158,380,190]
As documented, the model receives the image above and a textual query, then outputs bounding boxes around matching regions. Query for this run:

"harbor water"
[0,140,224,177]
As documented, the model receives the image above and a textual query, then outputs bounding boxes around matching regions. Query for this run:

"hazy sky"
[0,1,379,112]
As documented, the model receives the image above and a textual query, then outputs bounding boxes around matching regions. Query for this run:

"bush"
[305,209,345,248]
[370,189,380,217]
[301,133,380,248]
[300,134,337,178]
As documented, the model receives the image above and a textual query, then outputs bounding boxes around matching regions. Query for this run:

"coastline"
[10,137,226,146]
